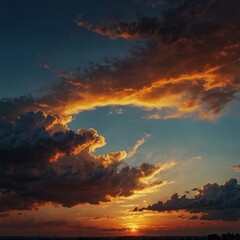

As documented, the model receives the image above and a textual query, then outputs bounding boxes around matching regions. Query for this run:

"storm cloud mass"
[0,111,162,212]
[134,179,240,221]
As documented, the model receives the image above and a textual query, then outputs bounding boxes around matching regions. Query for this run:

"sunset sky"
[0,0,240,236]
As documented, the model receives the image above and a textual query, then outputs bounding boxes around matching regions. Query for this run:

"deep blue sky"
[0,0,141,97]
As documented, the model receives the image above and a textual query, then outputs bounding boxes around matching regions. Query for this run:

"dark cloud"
[78,0,220,41]
[177,214,186,219]
[85,0,239,46]
[0,217,131,236]
[0,0,240,120]
[0,96,37,121]
[0,111,99,169]
[75,0,240,119]
[0,111,162,212]
[77,15,162,39]
[134,179,240,221]
[201,209,240,221]
[0,218,66,230]
[189,215,199,220]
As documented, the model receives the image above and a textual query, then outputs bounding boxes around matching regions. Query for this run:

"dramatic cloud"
[1,0,240,121]
[0,111,164,212]
[134,179,240,221]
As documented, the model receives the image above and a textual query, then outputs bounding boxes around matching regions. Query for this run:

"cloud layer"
[0,111,163,212]
[134,179,240,221]
[1,0,240,120]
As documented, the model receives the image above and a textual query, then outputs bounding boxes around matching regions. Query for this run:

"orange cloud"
[1,0,240,121]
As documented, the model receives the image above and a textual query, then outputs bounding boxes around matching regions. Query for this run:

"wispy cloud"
[127,134,151,158]
[225,165,240,172]
[108,108,124,115]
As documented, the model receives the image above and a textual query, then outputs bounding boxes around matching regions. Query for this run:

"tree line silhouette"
[208,233,240,240]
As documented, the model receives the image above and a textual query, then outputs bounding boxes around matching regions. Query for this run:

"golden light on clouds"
[36,66,239,122]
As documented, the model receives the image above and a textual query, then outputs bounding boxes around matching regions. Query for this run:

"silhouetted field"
[0,234,239,240]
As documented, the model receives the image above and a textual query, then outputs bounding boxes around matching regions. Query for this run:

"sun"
[128,224,139,234]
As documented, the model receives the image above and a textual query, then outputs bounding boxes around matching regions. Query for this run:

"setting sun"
[128,224,139,234]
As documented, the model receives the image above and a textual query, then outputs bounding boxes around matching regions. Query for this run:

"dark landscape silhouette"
[0,233,240,240]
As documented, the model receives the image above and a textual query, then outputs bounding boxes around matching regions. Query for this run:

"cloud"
[0,217,132,236]
[108,108,124,115]
[0,96,36,120]
[226,165,240,172]
[1,0,240,121]
[189,215,199,220]
[127,134,151,158]
[0,111,164,212]
[0,111,100,167]
[77,0,220,41]
[0,218,66,231]
[77,15,163,40]
[133,178,240,221]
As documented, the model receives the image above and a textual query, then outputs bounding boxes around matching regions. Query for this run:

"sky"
[0,0,240,236]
